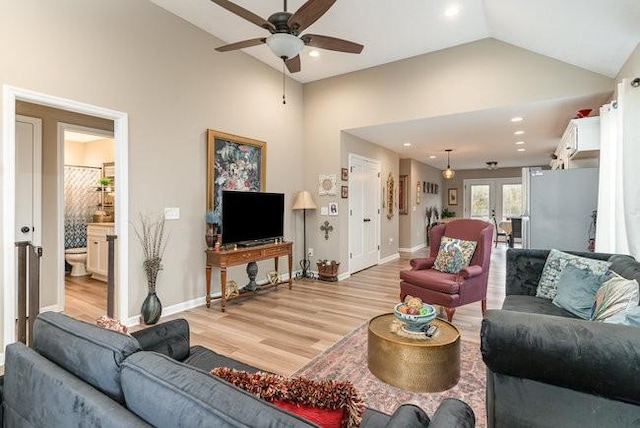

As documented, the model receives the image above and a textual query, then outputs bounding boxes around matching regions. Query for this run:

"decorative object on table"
[206,129,266,212]
[341,167,349,181]
[448,188,458,206]
[266,270,280,285]
[224,280,240,299]
[244,261,259,291]
[441,207,456,218]
[416,181,421,205]
[341,185,348,199]
[320,220,334,241]
[386,173,395,219]
[318,174,337,196]
[132,213,169,325]
[205,209,221,250]
[317,260,340,282]
[398,175,408,215]
[393,296,436,333]
[442,149,455,180]
[292,190,317,279]
[328,202,338,216]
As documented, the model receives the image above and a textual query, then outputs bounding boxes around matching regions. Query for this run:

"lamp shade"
[292,190,317,210]
[442,149,455,180]
[266,33,304,60]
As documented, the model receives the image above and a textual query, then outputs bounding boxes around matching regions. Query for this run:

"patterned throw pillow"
[432,237,477,274]
[536,249,610,300]
[591,273,640,321]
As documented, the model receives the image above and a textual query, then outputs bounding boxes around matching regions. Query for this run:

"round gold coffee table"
[367,313,460,392]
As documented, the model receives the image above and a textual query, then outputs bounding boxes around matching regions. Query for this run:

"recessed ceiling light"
[515,141,525,145]
[511,116,523,122]
[403,143,411,147]
[514,130,525,135]
[429,155,437,159]
[308,49,320,58]
[517,148,526,152]
[444,4,461,17]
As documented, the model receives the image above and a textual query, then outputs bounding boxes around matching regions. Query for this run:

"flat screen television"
[221,190,284,246]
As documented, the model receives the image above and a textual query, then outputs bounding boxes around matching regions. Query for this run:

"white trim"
[2,85,129,355]
[379,252,400,264]
[0,351,4,366]
[398,243,426,253]
[57,123,115,313]
[40,303,64,313]
[337,271,351,281]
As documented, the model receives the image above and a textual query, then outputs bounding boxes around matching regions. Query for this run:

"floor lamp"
[292,190,317,279]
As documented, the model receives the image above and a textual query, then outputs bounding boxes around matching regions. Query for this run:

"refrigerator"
[521,167,599,252]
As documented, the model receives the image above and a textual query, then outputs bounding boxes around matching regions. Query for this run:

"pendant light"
[442,149,455,180]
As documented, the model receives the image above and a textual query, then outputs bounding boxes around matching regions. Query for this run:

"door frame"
[2,85,130,361]
[56,123,115,313]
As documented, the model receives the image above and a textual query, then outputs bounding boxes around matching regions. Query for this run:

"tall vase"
[141,286,162,325]
[205,224,217,249]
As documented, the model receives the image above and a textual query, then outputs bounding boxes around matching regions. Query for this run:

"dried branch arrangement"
[132,213,169,291]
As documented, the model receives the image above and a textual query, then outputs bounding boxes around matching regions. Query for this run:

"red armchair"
[400,219,493,321]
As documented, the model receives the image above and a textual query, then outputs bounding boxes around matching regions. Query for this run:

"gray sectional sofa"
[1,311,475,427]
[481,249,640,428]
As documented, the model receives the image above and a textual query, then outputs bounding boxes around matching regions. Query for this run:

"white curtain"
[596,78,640,258]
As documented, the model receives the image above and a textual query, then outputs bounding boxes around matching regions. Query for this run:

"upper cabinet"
[552,116,600,169]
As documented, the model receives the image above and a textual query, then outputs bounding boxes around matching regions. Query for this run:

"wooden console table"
[205,241,293,312]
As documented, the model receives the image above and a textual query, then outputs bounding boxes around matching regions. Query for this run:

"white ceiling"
[149,0,640,169]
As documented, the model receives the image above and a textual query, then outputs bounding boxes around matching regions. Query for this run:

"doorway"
[2,85,130,359]
[348,154,381,274]
[463,178,522,222]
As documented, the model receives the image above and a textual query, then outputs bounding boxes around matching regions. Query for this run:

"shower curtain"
[64,166,101,249]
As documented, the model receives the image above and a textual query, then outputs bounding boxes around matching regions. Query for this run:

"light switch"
[164,207,180,220]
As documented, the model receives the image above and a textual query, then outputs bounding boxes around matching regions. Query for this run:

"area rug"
[294,323,486,427]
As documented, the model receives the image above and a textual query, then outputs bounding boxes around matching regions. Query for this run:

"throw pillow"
[96,315,129,335]
[591,273,640,321]
[536,249,610,300]
[603,305,640,326]
[552,265,607,319]
[211,367,364,428]
[432,237,477,274]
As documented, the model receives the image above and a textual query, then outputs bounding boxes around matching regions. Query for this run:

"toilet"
[65,247,88,276]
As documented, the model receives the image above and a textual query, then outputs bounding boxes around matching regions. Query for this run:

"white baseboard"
[337,271,350,281]
[379,253,400,264]
[0,351,4,366]
[40,303,63,313]
[398,243,426,253]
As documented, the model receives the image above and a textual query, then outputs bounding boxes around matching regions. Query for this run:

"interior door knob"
[363,218,371,222]
[20,226,30,233]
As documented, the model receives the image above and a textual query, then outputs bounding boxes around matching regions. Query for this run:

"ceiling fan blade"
[215,38,266,52]
[288,0,336,33]
[210,0,275,32]
[301,34,364,54]
[285,55,301,73]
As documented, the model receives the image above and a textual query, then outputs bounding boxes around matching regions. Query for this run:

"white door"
[15,115,42,245]
[463,178,522,222]
[349,155,380,273]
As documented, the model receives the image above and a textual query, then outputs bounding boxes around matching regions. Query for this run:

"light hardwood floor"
[59,245,507,377]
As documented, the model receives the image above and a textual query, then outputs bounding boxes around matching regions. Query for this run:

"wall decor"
[448,188,459,206]
[416,181,421,205]
[386,173,395,219]
[341,167,349,181]
[320,220,334,240]
[398,175,408,215]
[423,181,426,193]
[328,202,339,216]
[434,184,439,194]
[206,129,266,211]
[318,174,337,196]
[341,185,348,199]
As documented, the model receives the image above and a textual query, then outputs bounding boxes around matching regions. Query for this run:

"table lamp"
[292,190,317,279]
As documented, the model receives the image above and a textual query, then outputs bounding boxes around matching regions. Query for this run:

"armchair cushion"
[400,269,460,294]
[433,237,477,274]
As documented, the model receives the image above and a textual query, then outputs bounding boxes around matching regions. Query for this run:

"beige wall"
[82,138,115,168]
[616,43,640,83]
[304,38,613,275]
[1,0,304,347]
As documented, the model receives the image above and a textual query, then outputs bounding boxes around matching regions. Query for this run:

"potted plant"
[132,213,169,324]
[205,209,221,249]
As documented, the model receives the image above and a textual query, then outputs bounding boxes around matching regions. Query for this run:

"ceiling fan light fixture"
[486,161,498,170]
[442,149,455,180]
[266,33,304,60]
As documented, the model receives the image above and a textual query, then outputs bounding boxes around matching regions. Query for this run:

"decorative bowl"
[393,302,437,332]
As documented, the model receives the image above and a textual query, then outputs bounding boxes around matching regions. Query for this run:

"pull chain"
[282,61,286,105]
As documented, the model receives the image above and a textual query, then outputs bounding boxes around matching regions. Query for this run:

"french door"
[463,178,522,222]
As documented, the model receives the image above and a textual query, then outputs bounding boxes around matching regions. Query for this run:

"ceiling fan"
[211,0,364,73]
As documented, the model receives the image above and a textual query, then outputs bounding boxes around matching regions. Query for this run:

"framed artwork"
[434,184,439,194]
[416,181,421,205]
[206,129,266,211]
[386,173,395,219]
[399,175,408,215]
[328,202,339,216]
[341,168,349,181]
[423,181,426,193]
[318,174,337,196]
[341,185,348,198]
[448,188,458,206]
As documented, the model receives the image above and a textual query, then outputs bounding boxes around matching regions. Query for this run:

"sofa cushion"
[502,295,579,318]
[433,237,477,274]
[121,352,317,428]
[552,265,607,319]
[183,345,261,373]
[591,273,640,321]
[32,311,141,404]
[131,318,190,361]
[536,249,610,300]
[400,269,460,294]
[609,254,640,283]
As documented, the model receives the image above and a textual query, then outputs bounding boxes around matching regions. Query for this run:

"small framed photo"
[341,185,348,199]
[448,188,458,206]
[341,168,349,181]
[328,202,339,216]
[423,181,426,193]
[434,184,438,194]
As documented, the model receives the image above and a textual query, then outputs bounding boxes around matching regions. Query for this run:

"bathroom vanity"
[87,223,115,281]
